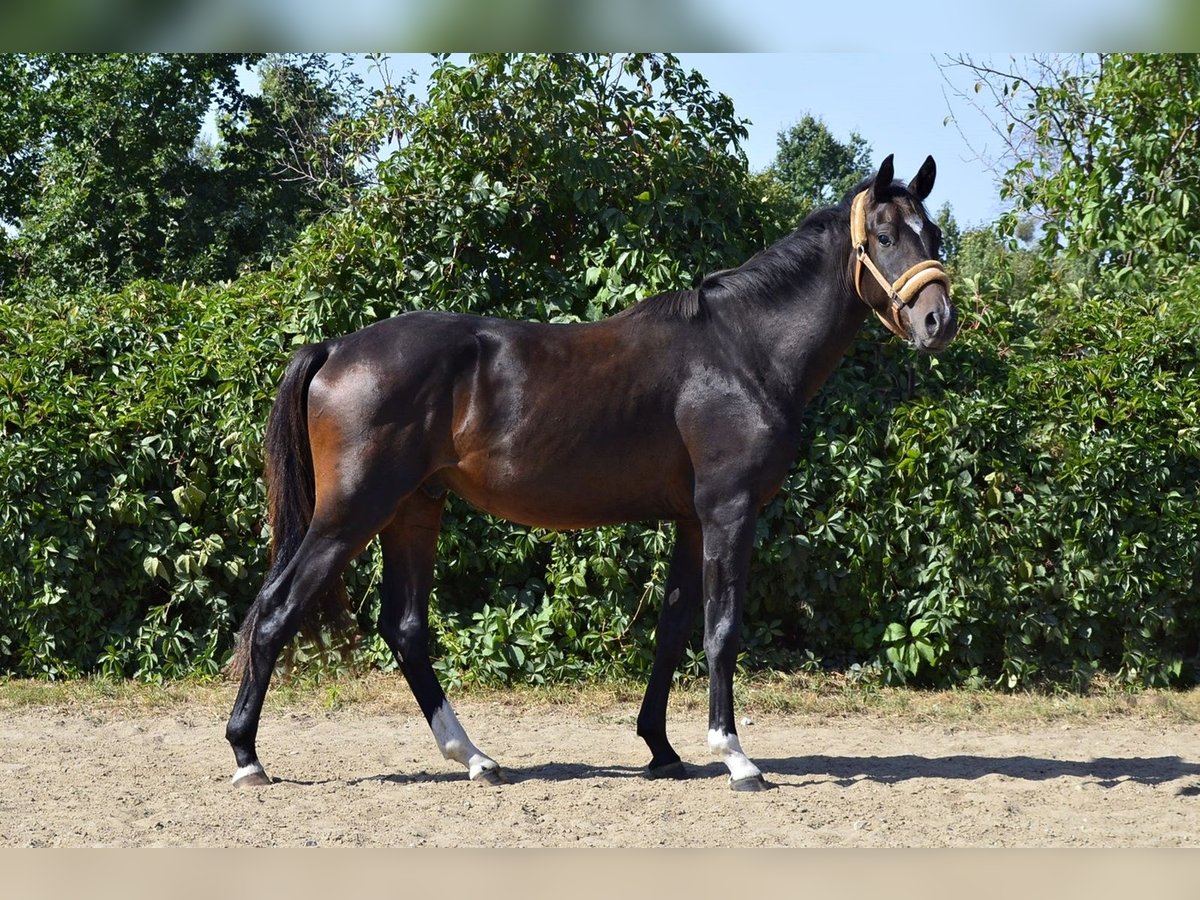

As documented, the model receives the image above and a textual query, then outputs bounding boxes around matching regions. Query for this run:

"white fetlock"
[432,699,498,779]
[708,729,763,783]
[231,761,267,785]
[468,757,501,781]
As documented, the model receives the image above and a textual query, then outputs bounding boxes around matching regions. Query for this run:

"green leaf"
[142,556,168,582]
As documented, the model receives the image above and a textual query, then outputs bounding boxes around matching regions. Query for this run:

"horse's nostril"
[925,309,941,336]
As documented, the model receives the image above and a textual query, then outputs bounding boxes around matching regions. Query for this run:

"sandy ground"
[2,688,1199,848]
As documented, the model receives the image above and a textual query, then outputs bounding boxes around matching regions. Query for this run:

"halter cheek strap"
[849,190,950,340]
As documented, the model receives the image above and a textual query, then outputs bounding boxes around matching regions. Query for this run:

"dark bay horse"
[226,154,957,791]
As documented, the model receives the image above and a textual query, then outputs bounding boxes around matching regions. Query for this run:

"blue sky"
[675,54,1003,227]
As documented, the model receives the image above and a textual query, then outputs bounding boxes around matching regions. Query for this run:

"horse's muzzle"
[911,287,958,353]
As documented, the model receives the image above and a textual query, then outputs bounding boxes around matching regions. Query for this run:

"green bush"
[6,260,1200,689]
[0,277,289,678]
[759,264,1200,689]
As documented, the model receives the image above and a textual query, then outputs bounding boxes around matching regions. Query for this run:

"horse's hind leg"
[636,519,702,779]
[225,521,370,786]
[377,491,504,785]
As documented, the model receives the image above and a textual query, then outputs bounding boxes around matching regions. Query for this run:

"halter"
[849,190,950,340]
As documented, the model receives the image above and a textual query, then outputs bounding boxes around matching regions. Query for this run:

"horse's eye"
[877,233,893,247]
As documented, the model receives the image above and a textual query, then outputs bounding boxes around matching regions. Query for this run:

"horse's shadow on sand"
[754,755,1200,791]
[274,754,1200,793]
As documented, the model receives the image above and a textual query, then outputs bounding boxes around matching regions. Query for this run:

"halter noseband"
[849,190,950,340]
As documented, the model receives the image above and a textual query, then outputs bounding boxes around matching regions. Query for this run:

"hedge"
[3,260,1199,688]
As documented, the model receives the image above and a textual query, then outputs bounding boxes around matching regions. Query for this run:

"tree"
[5,54,258,294]
[766,114,872,222]
[179,54,381,281]
[1,53,380,295]
[0,56,46,290]
[287,53,780,335]
[0,57,44,230]
[934,202,961,264]
[942,53,1200,280]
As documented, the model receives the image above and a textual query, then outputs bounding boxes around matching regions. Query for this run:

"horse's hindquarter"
[430,315,696,529]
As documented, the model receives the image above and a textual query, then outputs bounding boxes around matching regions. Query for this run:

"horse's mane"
[609,288,704,322]
[610,194,857,323]
[697,202,851,305]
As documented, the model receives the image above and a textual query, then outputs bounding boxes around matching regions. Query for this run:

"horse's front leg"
[698,495,768,792]
[636,518,703,778]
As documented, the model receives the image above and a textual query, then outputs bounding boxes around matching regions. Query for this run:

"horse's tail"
[228,341,354,679]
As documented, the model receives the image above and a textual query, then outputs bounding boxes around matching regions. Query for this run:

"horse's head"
[850,154,958,353]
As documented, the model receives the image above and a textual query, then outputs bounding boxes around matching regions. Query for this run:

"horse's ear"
[908,155,937,201]
[872,154,895,202]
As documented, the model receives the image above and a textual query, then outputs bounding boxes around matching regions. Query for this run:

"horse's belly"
[437,455,690,530]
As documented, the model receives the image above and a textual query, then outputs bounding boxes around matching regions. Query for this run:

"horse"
[225,154,958,791]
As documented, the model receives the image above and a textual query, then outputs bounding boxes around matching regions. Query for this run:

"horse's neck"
[717,258,868,410]
[793,290,869,405]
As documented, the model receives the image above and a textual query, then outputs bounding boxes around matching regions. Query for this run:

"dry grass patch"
[3,671,1199,725]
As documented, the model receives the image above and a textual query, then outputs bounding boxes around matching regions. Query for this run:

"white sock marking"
[431,700,498,780]
[231,761,265,784]
[709,728,762,783]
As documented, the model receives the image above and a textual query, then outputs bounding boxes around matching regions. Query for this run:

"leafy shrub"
[0,277,288,678]
[7,258,1200,689]
[759,263,1200,689]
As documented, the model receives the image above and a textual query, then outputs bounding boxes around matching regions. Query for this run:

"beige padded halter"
[849,190,950,340]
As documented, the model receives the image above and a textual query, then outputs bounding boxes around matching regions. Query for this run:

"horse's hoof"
[644,760,689,781]
[730,773,769,792]
[232,768,272,788]
[472,766,509,786]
